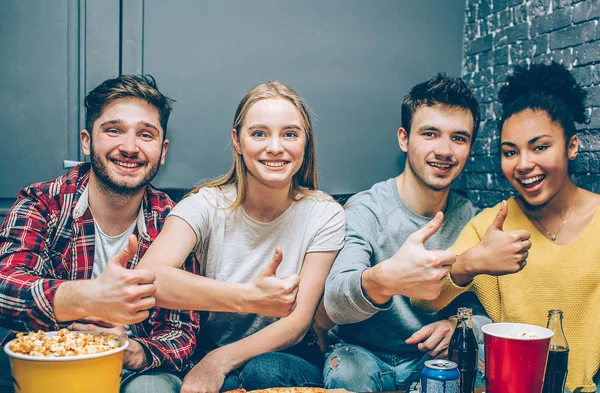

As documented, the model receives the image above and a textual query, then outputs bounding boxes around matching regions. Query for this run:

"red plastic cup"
[482,323,553,393]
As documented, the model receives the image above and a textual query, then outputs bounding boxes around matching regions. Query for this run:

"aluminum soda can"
[420,359,460,393]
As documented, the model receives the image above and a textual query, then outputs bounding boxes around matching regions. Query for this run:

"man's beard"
[90,144,162,196]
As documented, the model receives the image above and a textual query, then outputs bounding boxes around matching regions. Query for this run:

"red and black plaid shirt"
[0,163,199,372]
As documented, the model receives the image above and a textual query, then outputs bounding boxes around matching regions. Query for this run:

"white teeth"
[520,175,544,185]
[430,163,451,169]
[114,161,140,168]
[262,161,286,167]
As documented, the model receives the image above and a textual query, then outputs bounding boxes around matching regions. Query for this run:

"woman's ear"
[232,129,242,155]
[567,134,579,160]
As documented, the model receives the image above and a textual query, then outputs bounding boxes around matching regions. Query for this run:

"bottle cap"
[457,307,473,319]
[548,309,564,318]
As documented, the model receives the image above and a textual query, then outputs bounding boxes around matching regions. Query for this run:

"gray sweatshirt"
[324,178,489,353]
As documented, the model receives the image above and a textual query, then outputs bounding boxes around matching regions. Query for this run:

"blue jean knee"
[120,371,182,393]
[221,370,243,393]
[239,352,323,390]
[324,343,395,392]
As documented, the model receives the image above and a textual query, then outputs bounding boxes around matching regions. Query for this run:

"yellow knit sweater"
[413,197,600,392]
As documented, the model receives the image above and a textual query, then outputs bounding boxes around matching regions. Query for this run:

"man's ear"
[160,139,170,165]
[81,129,91,157]
[231,129,242,155]
[397,127,409,153]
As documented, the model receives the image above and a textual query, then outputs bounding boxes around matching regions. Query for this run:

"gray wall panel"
[121,0,145,75]
[138,0,466,194]
[83,0,121,98]
[0,0,72,196]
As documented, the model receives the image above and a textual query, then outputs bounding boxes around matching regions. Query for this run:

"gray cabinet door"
[122,0,466,195]
[0,0,120,221]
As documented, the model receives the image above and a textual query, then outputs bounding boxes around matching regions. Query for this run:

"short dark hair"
[498,62,587,143]
[401,73,480,144]
[84,74,175,139]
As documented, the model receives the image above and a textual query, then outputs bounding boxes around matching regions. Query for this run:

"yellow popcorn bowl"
[3,331,128,393]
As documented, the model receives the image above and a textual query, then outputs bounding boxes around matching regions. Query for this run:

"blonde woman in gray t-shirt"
[137,81,345,393]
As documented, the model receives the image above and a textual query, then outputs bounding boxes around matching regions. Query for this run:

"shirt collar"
[74,185,149,240]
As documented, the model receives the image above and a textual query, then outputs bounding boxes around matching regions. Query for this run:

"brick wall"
[457,0,600,208]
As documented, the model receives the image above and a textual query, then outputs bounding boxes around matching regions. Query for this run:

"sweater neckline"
[388,177,456,223]
[509,196,600,247]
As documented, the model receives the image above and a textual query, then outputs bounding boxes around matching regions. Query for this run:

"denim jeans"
[220,352,323,392]
[120,370,182,393]
[324,343,486,392]
[324,343,427,392]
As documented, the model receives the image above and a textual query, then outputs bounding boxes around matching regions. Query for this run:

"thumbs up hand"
[88,235,157,325]
[370,212,457,301]
[453,201,531,285]
[245,248,300,318]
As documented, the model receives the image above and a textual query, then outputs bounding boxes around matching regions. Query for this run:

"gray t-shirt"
[170,185,346,346]
[324,177,485,352]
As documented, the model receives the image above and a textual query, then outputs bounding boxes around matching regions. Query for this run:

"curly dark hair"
[84,74,175,139]
[401,73,480,144]
[498,62,587,143]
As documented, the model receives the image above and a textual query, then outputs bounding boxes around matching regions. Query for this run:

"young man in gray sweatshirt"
[323,74,490,391]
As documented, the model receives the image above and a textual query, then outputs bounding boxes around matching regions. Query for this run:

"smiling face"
[399,104,474,191]
[232,98,307,192]
[501,109,578,206]
[81,98,169,195]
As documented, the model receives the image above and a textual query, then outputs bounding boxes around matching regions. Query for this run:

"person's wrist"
[452,249,479,286]
[78,279,97,317]
[124,339,150,370]
[207,347,235,373]
[235,283,253,314]
[55,280,92,322]
[362,265,392,305]
[464,246,482,276]
[450,271,473,286]
[448,316,459,329]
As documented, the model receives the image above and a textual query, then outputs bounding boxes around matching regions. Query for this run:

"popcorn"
[9,329,121,357]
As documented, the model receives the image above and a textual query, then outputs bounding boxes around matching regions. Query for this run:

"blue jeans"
[120,370,182,393]
[324,343,427,392]
[220,352,323,392]
[324,343,486,392]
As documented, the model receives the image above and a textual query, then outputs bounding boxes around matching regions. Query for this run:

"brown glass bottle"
[449,307,477,393]
[542,310,569,393]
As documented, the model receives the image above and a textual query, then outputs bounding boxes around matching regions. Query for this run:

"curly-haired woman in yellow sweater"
[413,62,600,392]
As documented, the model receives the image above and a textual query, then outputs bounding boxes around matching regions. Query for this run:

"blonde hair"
[186,81,318,210]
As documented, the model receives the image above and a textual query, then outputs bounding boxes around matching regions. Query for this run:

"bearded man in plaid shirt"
[0,74,195,392]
